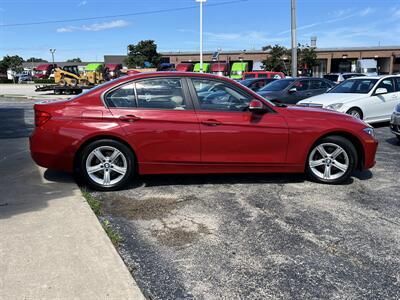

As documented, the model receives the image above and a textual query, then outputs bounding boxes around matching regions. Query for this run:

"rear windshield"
[323,74,339,82]
[259,79,295,92]
[328,78,378,94]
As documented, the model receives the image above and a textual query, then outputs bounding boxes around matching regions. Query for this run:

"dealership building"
[105,45,400,76]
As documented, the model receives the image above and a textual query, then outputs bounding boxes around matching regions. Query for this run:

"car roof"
[346,75,399,80]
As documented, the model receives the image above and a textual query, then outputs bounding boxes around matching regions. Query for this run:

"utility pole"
[49,49,56,70]
[196,0,206,72]
[291,0,297,77]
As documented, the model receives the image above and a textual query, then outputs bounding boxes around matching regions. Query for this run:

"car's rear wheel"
[306,136,357,184]
[346,107,363,120]
[79,139,134,191]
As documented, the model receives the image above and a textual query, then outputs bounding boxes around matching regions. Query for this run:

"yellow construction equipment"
[54,65,86,87]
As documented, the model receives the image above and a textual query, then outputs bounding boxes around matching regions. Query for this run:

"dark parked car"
[257,78,334,105]
[239,78,277,92]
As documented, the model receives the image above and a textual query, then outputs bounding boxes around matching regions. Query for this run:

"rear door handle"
[201,119,221,126]
[119,114,141,122]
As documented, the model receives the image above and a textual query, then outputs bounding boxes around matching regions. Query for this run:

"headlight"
[395,103,400,113]
[363,127,375,138]
[325,103,343,111]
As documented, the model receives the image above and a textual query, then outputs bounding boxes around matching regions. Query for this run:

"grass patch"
[102,220,123,246]
[81,189,102,216]
[81,188,123,246]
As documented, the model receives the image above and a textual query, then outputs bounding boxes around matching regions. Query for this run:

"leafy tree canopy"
[66,58,82,63]
[26,57,48,62]
[125,40,161,69]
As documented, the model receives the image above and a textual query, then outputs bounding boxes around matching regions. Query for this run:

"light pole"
[49,49,56,70]
[291,0,297,77]
[196,0,206,73]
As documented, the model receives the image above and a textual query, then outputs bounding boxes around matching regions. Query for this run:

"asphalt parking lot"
[2,97,399,299]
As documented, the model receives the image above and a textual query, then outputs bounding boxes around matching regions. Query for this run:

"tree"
[298,44,318,72]
[0,55,24,83]
[261,44,318,76]
[26,57,48,62]
[125,40,161,69]
[66,58,82,63]
[261,45,291,74]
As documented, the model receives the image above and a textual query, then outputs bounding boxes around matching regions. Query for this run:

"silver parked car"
[390,103,400,141]
[323,73,366,84]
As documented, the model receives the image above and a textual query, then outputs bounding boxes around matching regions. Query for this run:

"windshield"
[259,79,295,92]
[328,78,378,94]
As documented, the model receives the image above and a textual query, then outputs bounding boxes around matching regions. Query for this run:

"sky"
[0,0,400,61]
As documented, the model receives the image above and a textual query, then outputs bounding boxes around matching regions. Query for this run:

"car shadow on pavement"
[372,121,390,129]
[44,169,75,183]
[123,173,307,189]
[386,137,400,146]
[353,170,373,180]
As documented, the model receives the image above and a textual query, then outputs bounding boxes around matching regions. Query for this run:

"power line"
[0,0,247,27]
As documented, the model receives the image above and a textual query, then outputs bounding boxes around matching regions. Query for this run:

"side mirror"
[375,88,388,95]
[288,87,297,93]
[248,99,266,112]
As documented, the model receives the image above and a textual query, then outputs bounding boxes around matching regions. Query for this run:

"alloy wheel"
[309,143,349,181]
[85,146,128,187]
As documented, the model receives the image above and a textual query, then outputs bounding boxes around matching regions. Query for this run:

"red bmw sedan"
[30,72,378,190]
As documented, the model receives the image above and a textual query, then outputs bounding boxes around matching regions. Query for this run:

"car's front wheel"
[306,136,357,184]
[79,139,134,190]
[346,107,363,120]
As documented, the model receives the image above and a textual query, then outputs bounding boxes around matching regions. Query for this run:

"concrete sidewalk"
[0,137,145,299]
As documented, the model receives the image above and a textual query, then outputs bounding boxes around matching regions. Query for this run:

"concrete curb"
[0,137,146,300]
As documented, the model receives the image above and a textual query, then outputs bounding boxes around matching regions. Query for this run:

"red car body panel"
[30,72,378,176]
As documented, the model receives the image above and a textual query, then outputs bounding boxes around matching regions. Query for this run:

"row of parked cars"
[238,74,400,140]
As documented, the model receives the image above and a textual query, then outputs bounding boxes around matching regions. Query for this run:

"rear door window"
[135,78,188,110]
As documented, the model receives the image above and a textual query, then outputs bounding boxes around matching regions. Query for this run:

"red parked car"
[30,72,378,190]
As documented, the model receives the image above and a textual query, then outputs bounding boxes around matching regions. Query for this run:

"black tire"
[54,89,62,95]
[397,135,400,142]
[306,136,357,184]
[346,107,363,120]
[65,89,72,95]
[78,139,135,191]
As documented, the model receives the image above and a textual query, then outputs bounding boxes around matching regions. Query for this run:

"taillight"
[35,110,51,127]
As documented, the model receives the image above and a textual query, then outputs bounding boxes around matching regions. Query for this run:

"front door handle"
[119,114,141,122]
[201,119,221,126]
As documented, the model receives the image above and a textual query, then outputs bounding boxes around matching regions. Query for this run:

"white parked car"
[297,75,400,124]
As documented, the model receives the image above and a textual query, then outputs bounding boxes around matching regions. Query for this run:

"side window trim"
[103,76,195,111]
